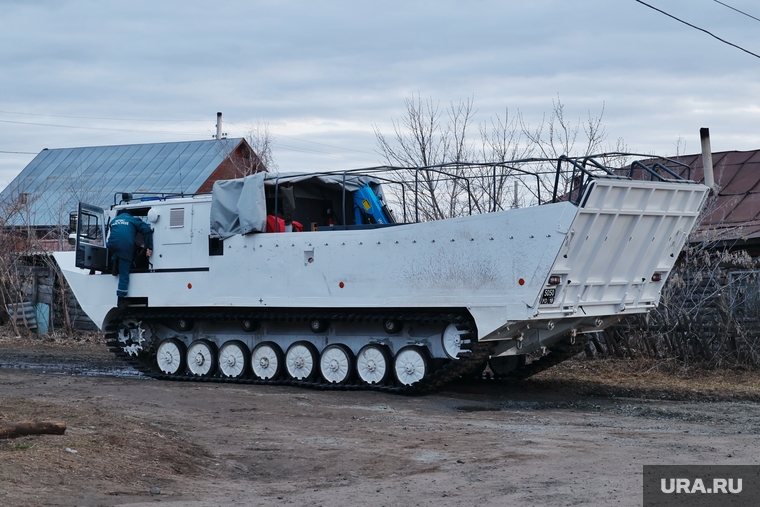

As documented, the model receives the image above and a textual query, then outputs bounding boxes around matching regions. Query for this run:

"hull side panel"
[56,203,578,336]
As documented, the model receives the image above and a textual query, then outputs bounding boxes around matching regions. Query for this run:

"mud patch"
[0,395,217,507]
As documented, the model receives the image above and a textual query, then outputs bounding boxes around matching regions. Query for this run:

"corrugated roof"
[0,138,245,227]
[642,149,760,243]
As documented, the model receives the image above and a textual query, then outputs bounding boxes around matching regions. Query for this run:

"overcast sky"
[1,0,758,189]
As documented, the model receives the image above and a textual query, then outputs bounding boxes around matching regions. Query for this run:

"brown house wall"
[196,144,266,194]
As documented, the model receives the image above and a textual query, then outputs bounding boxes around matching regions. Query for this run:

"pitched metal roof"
[1,138,245,227]
[643,150,760,243]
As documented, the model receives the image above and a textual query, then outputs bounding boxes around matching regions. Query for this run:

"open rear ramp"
[540,177,708,318]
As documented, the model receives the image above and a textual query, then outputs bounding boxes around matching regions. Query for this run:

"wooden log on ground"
[0,421,66,439]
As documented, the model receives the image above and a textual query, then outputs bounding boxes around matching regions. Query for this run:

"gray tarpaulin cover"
[210,171,383,238]
[210,172,267,238]
[262,172,376,192]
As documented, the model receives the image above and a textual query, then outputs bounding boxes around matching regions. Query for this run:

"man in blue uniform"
[106,210,153,300]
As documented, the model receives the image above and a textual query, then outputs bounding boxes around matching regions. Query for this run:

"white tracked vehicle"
[54,155,708,393]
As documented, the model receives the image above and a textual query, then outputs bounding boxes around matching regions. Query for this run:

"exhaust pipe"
[700,127,715,192]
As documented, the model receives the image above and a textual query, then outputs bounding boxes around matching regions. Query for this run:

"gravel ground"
[2,336,760,507]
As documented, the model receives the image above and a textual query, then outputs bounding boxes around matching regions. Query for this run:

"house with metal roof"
[634,149,760,253]
[0,137,265,250]
[0,137,266,332]
[664,150,760,252]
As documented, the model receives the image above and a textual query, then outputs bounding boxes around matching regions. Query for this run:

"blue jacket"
[106,214,154,261]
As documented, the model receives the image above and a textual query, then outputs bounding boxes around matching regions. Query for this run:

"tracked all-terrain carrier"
[54,156,708,393]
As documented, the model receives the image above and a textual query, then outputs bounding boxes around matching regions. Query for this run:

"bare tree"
[0,157,112,338]
[0,185,40,336]
[374,94,445,168]
[518,95,629,202]
[519,95,606,160]
[212,121,276,178]
[673,136,688,157]
[374,94,617,220]
[374,95,476,220]
[245,120,277,173]
[471,108,533,213]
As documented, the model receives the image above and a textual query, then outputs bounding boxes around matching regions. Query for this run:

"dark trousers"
[112,256,131,297]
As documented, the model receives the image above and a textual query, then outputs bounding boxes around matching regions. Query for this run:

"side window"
[75,202,108,271]
[80,212,104,246]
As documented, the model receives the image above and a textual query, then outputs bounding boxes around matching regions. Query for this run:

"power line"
[224,120,377,156]
[272,133,376,157]
[0,112,378,159]
[713,0,760,23]
[0,114,378,162]
[274,141,375,162]
[0,118,207,135]
[0,110,207,122]
[634,0,760,59]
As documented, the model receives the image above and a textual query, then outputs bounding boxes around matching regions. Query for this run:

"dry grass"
[534,356,760,401]
[0,324,105,348]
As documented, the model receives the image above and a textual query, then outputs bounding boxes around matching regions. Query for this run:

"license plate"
[541,288,556,305]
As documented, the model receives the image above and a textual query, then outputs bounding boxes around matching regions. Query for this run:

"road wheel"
[285,341,319,380]
[219,341,248,378]
[187,340,217,377]
[156,338,186,375]
[251,342,283,380]
[320,344,353,384]
[356,344,390,385]
[393,346,428,386]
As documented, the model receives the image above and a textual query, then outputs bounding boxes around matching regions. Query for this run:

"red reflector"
[518,278,525,286]
[548,276,561,285]
[187,283,192,289]
[651,273,662,282]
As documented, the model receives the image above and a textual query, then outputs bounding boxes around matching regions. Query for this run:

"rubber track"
[104,308,495,395]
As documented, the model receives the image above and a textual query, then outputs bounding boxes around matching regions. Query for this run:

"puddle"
[0,360,146,379]
[456,405,502,412]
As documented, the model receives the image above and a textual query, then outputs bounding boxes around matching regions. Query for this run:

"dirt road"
[2,340,759,507]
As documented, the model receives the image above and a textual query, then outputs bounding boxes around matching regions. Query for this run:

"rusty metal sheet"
[715,163,752,194]
[723,194,760,224]
[701,194,744,226]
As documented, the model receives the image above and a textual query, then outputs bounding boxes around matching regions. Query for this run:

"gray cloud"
[1,0,759,188]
